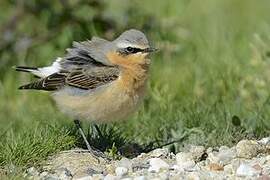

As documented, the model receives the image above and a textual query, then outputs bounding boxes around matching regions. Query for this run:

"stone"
[133,176,146,180]
[150,148,169,158]
[189,145,205,161]
[206,147,213,154]
[21,136,270,180]
[231,158,244,173]
[258,137,270,145]
[40,171,50,178]
[263,166,270,176]
[180,160,196,171]
[259,174,270,180]
[27,167,39,177]
[236,163,261,177]
[158,172,170,180]
[236,140,260,159]
[117,158,133,171]
[186,172,200,180]
[176,152,196,171]
[75,176,93,180]
[207,148,236,166]
[92,174,105,180]
[171,165,184,173]
[219,146,230,151]
[104,174,118,180]
[41,174,60,180]
[115,167,128,177]
[266,155,270,161]
[176,152,193,163]
[148,158,169,173]
[253,164,263,171]
[223,164,234,174]
[55,168,72,180]
[42,149,107,179]
[207,152,219,164]
[218,148,236,165]
[86,168,102,176]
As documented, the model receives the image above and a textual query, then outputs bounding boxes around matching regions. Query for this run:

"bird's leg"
[73,120,94,153]
[73,120,111,162]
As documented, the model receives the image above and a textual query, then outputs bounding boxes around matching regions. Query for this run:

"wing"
[19,66,120,91]
[66,66,119,90]
[60,36,113,70]
[18,36,120,91]
[19,72,68,91]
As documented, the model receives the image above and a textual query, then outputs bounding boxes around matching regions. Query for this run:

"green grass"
[1,0,270,177]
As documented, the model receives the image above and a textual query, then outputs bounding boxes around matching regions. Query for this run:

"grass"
[1,0,270,177]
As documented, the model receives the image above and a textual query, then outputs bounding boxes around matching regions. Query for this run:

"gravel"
[24,137,270,179]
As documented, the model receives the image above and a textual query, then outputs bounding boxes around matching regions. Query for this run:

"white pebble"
[150,148,169,157]
[57,168,72,180]
[258,137,270,145]
[27,167,39,176]
[236,163,260,177]
[171,165,184,172]
[115,167,128,177]
[117,158,133,171]
[92,174,105,179]
[75,176,93,180]
[207,147,236,166]
[121,178,132,180]
[187,172,200,180]
[148,158,169,172]
[104,174,118,180]
[176,152,193,164]
[39,171,49,177]
[176,152,196,171]
[223,164,234,174]
[134,176,146,180]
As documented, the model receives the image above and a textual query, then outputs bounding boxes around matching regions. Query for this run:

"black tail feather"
[18,81,43,90]
[14,66,38,73]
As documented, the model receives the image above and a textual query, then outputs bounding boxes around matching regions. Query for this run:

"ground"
[23,137,270,179]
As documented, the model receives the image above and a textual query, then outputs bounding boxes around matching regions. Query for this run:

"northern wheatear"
[15,29,157,155]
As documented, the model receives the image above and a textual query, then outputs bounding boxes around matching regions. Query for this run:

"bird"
[14,29,157,156]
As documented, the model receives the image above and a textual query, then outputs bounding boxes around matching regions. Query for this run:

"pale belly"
[52,81,146,123]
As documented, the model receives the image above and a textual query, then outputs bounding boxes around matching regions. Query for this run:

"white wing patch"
[33,58,62,78]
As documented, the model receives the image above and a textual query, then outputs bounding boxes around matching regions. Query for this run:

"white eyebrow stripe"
[116,42,144,49]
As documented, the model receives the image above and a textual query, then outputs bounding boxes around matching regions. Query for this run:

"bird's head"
[107,29,157,68]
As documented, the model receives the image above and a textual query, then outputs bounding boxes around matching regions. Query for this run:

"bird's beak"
[143,47,158,53]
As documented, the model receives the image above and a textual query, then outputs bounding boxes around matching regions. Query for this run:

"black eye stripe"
[126,47,143,53]
[118,47,145,55]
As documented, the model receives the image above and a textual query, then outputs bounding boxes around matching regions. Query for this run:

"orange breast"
[106,51,150,93]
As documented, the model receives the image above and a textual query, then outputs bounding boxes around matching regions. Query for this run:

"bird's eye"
[119,47,143,55]
[126,47,135,53]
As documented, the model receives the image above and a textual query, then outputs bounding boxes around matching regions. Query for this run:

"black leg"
[73,120,111,162]
[73,120,93,153]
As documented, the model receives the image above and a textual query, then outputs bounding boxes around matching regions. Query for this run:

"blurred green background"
[1,0,270,174]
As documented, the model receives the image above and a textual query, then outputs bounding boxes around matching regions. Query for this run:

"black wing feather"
[19,73,67,91]
[18,67,119,91]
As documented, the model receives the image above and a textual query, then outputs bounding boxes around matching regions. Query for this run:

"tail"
[14,66,38,73]
[14,59,62,78]
[14,66,40,90]
[14,60,62,90]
